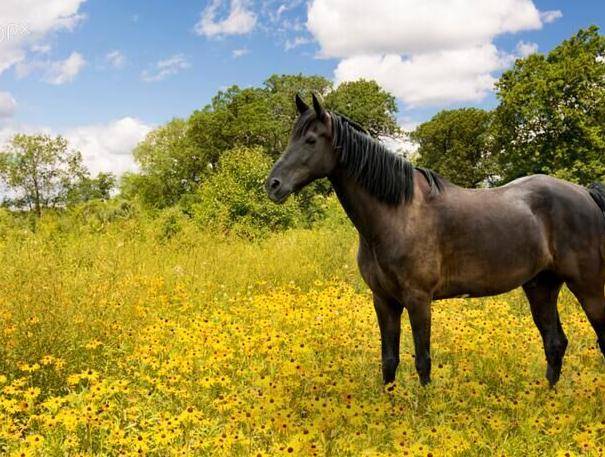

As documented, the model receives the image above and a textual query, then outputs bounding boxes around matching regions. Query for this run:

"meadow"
[0,203,603,457]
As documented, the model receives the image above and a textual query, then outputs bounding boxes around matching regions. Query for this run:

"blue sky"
[0,0,603,174]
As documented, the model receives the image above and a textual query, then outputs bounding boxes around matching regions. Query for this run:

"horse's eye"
[306,137,316,145]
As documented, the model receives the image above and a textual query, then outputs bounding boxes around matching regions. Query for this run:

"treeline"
[415,26,605,187]
[0,26,603,236]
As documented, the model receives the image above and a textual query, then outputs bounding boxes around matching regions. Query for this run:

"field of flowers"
[0,215,603,456]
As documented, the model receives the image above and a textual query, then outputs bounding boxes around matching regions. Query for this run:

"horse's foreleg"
[407,298,432,386]
[373,294,403,384]
[523,272,566,387]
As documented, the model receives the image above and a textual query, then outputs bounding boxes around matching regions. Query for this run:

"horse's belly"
[433,248,549,299]
[434,280,524,299]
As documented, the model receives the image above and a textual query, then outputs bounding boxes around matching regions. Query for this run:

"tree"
[128,118,201,208]
[0,134,87,216]
[187,74,334,161]
[325,79,399,138]
[67,172,116,204]
[412,108,494,188]
[492,26,605,184]
[126,74,405,208]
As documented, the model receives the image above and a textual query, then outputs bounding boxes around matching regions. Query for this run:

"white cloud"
[195,0,257,37]
[540,10,563,24]
[106,50,126,68]
[232,48,249,58]
[285,36,310,51]
[66,117,152,175]
[516,40,538,57]
[0,92,17,118]
[141,54,190,82]
[0,0,86,75]
[16,51,86,83]
[307,0,562,107]
[335,45,509,107]
[0,117,152,176]
[31,43,51,54]
[43,51,86,84]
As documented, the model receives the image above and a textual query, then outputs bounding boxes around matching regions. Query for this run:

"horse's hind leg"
[523,272,567,386]
[566,279,605,360]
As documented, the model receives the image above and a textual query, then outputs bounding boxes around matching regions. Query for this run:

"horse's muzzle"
[265,177,291,204]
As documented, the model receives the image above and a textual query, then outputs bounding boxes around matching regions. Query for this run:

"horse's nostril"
[270,178,281,190]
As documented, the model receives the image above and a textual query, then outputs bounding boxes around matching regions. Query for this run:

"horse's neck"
[329,169,395,244]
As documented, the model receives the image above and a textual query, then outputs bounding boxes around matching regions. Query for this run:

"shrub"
[192,147,323,238]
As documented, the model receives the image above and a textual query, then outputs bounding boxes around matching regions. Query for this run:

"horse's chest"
[357,245,430,300]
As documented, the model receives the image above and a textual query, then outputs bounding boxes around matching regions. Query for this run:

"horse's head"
[265,94,337,203]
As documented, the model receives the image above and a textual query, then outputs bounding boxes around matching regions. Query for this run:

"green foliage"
[66,172,116,204]
[412,108,495,187]
[493,26,605,184]
[0,134,88,216]
[68,199,140,233]
[325,79,399,137]
[188,74,334,162]
[127,118,202,208]
[127,74,404,211]
[155,206,188,242]
[192,147,321,238]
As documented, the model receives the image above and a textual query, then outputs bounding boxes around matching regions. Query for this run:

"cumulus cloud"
[307,0,562,107]
[195,0,257,37]
[15,51,86,84]
[141,54,190,82]
[105,50,126,68]
[335,45,509,107]
[0,117,152,176]
[516,40,538,57]
[0,92,17,118]
[0,0,86,75]
[43,51,86,84]
[66,117,152,175]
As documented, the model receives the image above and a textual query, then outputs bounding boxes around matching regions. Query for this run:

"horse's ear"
[295,94,309,114]
[312,93,326,120]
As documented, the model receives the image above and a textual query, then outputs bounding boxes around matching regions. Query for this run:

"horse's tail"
[588,182,605,218]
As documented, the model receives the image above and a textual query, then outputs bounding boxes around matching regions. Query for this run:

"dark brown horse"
[266,94,605,387]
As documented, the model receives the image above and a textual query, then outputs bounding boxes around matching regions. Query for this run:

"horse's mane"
[293,110,444,205]
[330,112,443,205]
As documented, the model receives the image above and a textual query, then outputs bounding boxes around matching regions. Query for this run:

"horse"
[265,93,605,387]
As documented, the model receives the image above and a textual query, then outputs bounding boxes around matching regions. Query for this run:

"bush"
[66,199,141,234]
[192,147,324,238]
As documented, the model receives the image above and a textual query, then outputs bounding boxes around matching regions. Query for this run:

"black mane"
[330,112,443,205]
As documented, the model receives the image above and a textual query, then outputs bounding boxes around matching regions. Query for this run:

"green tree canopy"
[325,79,399,137]
[66,172,116,205]
[493,25,605,184]
[128,74,402,209]
[0,134,88,216]
[126,118,201,208]
[187,74,333,162]
[412,108,494,188]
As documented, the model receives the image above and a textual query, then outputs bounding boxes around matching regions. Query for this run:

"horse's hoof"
[546,365,560,387]
[597,338,605,359]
